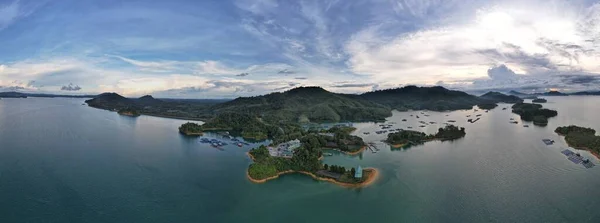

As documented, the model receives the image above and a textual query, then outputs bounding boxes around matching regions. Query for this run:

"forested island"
[555,126,600,159]
[480,91,524,103]
[179,122,204,136]
[532,98,547,103]
[247,144,378,187]
[511,103,558,126]
[386,125,466,148]
[477,103,498,110]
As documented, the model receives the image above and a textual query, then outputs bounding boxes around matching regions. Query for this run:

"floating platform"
[542,139,555,145]
[568,155,584,164]
[561,149,575,156]
[583,161,595,168]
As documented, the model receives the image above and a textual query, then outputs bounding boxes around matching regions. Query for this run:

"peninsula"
[555,125,600,159]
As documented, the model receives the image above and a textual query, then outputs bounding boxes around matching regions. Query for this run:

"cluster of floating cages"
[561,149,595,168]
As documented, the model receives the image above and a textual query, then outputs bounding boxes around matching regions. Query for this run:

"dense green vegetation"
[477,103,498,110]
[555,126,600,156]
[361,86,486,111]
[178,122,203,136]
[480,91,523,103]
[246,125,367,181]
[213,87,391,123]
[386,125,466,147]
[511,103,558,126]
[247,143,322,179]
[532,98,547,103]
[85,86,504,124]
[86,93,223,120]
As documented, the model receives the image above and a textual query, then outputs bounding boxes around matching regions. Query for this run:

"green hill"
[480,91,523,103]
[211,86,391,123]
[360,86,485,111]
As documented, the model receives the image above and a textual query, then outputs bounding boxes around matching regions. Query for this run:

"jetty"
[366,142,380,153]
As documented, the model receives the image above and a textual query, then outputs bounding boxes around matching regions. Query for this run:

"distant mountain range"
[508,90,600,98]
[81,86,535,123]
[0,91,96,98]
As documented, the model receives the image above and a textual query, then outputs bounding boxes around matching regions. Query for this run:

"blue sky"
[1,0,600,98]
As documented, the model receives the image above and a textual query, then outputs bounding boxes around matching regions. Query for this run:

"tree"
[323,164,329,170]
[350,167,356,176]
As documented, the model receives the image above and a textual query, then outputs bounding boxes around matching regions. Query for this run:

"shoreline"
[246,152,379,188]
[326,145,366,156]
[390,143,405,148]
[557,133,600,160]
[567,145,600,160]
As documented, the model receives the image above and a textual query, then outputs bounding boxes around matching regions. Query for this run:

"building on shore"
[354,165,363,178]
[268,139,301,158]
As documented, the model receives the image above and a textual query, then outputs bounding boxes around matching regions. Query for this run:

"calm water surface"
[1,97,599,222]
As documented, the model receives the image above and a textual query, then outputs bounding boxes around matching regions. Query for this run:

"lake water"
[1,97,599,222]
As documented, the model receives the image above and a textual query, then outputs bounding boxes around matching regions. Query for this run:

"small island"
[386,125,466,148]
[178,122,204,136]
[532,98,547,103]
[511,103,557,126]
[117,108,141,117]
[247,145,378,187]
[477,103,498,110]
[555,125,600,159]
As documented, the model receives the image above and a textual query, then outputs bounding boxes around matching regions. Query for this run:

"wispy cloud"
[1,0,600,97]
[61,83,81,91]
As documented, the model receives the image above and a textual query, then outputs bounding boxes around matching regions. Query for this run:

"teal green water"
[1,97,599,222]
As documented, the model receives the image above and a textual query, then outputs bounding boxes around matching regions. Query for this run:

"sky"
[0,0,599,98]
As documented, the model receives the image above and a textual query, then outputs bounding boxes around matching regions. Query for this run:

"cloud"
[346,1,600,85]
[2,0,600,97]
[61,83,81,91]
[277,69,295,74]
[331,83,374,88]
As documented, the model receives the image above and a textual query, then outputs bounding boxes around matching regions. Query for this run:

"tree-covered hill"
[360,86,486,111]
[211,86,391,123]
[480,91,524,103]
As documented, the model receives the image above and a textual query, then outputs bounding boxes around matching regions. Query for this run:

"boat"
[323,153,333,156]
[363,132,370,135]
[402,119,407,122]
[237,143,243,147]
[510,121,518,124]
[447,120,456,123]
[523,125,529,127]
